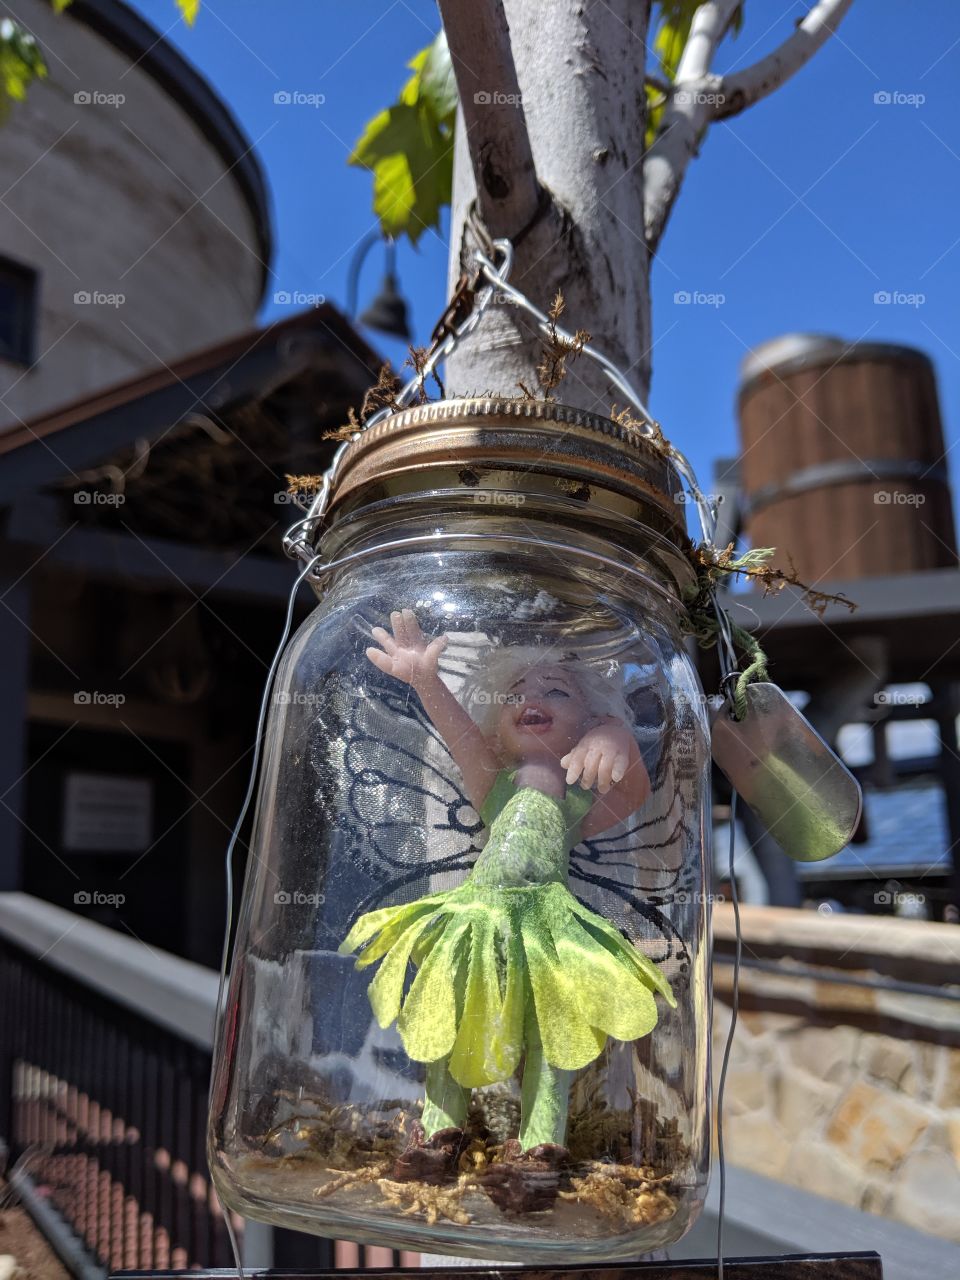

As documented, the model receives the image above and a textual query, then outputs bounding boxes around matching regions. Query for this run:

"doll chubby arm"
[366,608,500,812]
[562,716,651,838]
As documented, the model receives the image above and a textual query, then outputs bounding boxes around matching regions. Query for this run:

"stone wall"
[712,904,960,1243]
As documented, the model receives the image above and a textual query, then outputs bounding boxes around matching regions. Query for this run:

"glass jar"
[208,400,713,1262]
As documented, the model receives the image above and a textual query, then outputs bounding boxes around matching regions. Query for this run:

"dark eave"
[723,570,960,684]
[0,306,381,504]
[6,498,299,602]
[56,0,273,299]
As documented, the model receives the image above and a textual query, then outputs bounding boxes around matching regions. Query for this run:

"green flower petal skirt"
[340,878,676,1089]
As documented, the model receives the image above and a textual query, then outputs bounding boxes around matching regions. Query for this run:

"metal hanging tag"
[711,681,862,862]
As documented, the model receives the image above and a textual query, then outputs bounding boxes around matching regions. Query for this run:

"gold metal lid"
[326,398,688,549]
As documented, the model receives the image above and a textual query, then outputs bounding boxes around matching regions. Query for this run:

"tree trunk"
[446,0,653,411]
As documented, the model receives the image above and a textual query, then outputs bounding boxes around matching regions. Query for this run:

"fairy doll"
[340,609,674,1202]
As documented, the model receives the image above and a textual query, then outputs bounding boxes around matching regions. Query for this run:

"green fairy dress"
[340,770,676,1094]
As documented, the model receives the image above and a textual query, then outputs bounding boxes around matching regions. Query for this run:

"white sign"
[62,773,153,853]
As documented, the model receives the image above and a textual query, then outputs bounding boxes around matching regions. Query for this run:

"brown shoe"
[480,1141,569,1213]
[392,1123,467,1184]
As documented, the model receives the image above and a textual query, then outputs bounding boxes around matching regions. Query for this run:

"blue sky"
[127,0,960,501]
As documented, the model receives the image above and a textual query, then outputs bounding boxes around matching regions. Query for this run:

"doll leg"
[518,999,573,1149]
[480,1003,570,1212]
[421,1056,470,1136]
[392,1057,469,1183]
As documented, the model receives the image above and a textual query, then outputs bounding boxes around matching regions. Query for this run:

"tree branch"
[643,0,855,252]
[437,0,543,240]
[714,0,855,120]
[643,0,741,252]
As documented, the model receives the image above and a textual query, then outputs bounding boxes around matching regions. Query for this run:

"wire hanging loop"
[281,439,352,567]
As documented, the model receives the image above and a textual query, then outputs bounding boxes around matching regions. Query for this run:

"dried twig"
[534,291,590,397]
[611,403,666,450]
[377,1176,472,1225]
[360,365,404,421]
[690,543,857,617]
[405,346,446,402]
[313,1161,390,1200]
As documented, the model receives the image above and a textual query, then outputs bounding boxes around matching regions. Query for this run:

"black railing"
[0,924,410,1274]
[0,934,234,1272]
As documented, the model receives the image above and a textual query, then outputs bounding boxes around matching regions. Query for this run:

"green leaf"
[646,1,743,145]
[349,6,746,232]
[177,0,200,26]
[51,0,74,12]
[351,32,455,244]
[644,81,667,151]
[0,19,48,120]
[350,99,452,243]
[418,31,457,126]
[653,0,698,83]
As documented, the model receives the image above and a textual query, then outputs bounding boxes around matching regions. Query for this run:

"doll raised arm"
[366,608,500,813]
[562,715,651,839]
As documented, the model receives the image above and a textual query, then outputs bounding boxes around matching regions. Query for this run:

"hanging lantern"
[208,397,718,1260]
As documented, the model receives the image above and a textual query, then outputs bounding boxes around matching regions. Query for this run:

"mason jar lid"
[326,398,689,552]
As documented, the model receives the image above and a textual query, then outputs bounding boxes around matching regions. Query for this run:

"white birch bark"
[438,0,855,408]
[445,0,655,410]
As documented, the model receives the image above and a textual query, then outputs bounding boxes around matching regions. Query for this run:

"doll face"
[496,664,594,763]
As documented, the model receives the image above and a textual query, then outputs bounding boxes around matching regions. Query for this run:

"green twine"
[727,620,768,721]
[680,550,778,727]
[685,608,768,720]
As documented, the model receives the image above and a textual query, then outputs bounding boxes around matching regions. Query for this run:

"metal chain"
[282,235,741,691]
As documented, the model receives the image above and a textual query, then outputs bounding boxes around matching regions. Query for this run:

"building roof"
[720,574,960,683]
[0,303,383,594]
[798,782,950,881]
[0,305,382,505]
[61,0,273,298]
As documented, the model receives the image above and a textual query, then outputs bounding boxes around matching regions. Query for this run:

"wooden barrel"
[738,334,957,582]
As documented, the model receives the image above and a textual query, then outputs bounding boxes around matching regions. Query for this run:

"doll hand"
[561,720,634,795]
[366,609,448,687]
